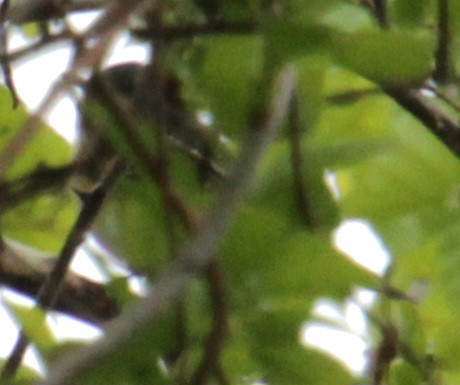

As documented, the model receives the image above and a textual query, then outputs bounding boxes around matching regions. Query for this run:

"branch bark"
[41,65,297,385]
[383,86,460,157]
[0,238,119,326]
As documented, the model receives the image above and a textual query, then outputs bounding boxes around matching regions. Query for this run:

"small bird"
[72,63,212,193]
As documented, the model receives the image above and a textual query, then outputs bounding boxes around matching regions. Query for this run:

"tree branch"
[0,159,124,381]
[383,86,460,157]
[6,0,111,25]
[433,0,454,83]
[0,238,119,326]
[41,65,297,385]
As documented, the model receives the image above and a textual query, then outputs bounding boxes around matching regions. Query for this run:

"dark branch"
[132,20,257,39]
[0,0,19,108]
[372,0,389,28]
[288,88,318,229]
[0,238,119,325]
[0,164,74,214]
[0,159,124,381]
[383,86,460,157]
[6,0,110,25]
[433,0,454,83]
[192,262,229,385]
[43,65,297,385]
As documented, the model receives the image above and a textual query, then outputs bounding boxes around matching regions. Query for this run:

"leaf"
[264,21,332,69]
[247,308,354,385]
[254,141,339,231]
[221,208,376,302]
[388,358,425,385]
[5,301,56,354]
[333,29,435,84]
[2,192,78,253]
[0,85,71,179]
[79,313,176,385]
[337,110,460,224]
[390,0,430,26]
[198,35,264,137]
[93,175,169,271]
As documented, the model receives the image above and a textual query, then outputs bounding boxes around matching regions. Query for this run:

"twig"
[191,262,229,385]
[0,0,19,107]
[0,0,146,179]
[88,72,196,227]
[6,0,111,25]
[0,164,74,214]
[42,65,297,385]
[433,0,454,83]
[132,20,257,39]
[0,237,119,325]
[383,86,460,157]
[0,159,124,381]
[372,0,389,28]
[288,87,317,229]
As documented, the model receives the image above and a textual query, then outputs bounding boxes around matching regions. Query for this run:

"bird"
[71,63,213,194]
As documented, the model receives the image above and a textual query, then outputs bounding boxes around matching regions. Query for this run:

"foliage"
[0,1,460,385]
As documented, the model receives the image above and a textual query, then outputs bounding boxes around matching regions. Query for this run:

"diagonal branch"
[383,86,460,157]
[433,0,454,83]
[0,237,119,326]
[42,65,297,385]
[0,159,124,381]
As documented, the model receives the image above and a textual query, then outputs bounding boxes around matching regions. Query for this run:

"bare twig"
[372,0,389,28]
[0,238,119,325]
[0,164,73,213]
[192,262,229,385]
[0,0,147,179]
[42,65,297,385]
[0,159,124,381]
[6,0,111,25]
[0,0,19,107]
[383,86,460,157]
[288,87,317,229]
[434,0,454,83]
[132,20,257,39]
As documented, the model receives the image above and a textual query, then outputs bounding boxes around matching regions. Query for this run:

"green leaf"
[93,175,169,271]
[6,301,56,354]
[2,192,78,253]
[198,35,264,137]
[264,21,332,68]
[247,308,354,385]
[337,110,460,223]
[390,0,430,26]
[333,30,435,84]
[221,208,376,302]
[79,313,176,385]
[389,358,425,385]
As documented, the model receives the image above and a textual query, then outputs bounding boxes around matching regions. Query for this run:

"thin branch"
[6,0,111,25]
[0,159,124,381]
[383,86,460,157]
[87,72,197,228]
[288,87,317,229]
[0,0,19,107]
[42,65,297,385]
[0,30,73,64]
[191,262,229,385]
[132,20,257,39]
[433,0,454,83]
[0,238,119,325]
[372,0,389,28]
[0,0,146,179]
[0,164,73,214]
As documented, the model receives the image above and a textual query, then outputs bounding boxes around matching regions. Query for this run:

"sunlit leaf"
[333,30,435,84]
[6,301,56,354]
